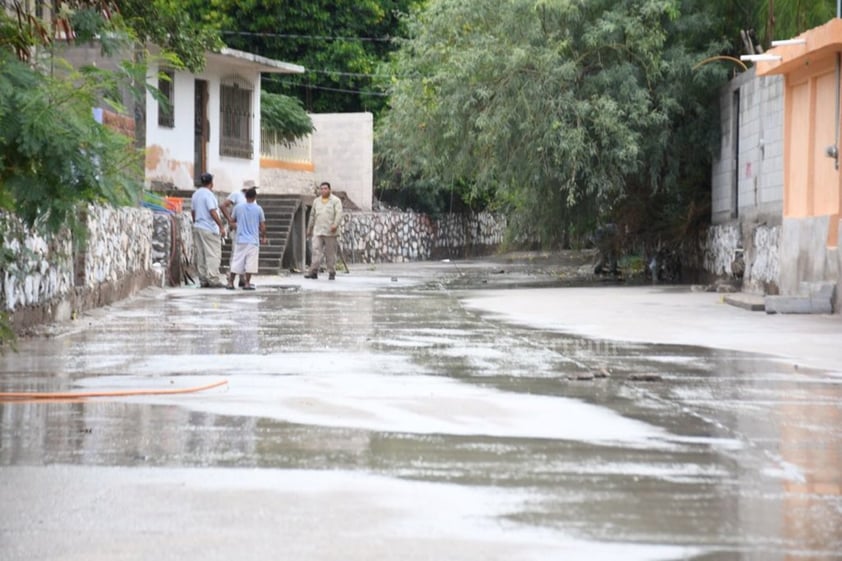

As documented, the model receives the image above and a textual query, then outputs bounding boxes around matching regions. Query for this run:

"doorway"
[194,79,209,184]
[731,89,740,219]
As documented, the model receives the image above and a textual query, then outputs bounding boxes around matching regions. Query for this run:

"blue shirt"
[233,202,265,245]
[191,187,220,234]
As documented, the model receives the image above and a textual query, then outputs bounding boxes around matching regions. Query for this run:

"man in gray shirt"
[191,172,226,288]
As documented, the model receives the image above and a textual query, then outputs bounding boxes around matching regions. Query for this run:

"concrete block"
[801,281,834,299]
[809,298,833,314]
[803,281,835,314]
[765,282,833,313]
[764,295,812,314]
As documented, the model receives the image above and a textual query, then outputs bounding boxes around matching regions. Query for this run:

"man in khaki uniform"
[304,182,343,280]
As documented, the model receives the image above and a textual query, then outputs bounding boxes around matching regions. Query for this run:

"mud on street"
[1,255,841,561]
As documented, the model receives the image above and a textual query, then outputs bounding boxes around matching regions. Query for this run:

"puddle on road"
[78,371,679,447]
[2,283,842,560]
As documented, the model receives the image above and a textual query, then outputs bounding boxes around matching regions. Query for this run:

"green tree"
[0,0,154,233]
[261,90,314,142]
[0,1,222,71]
[756,0,837,49]
[114,0,224,71]
[186,0,424,115]
[1,0,314,233]
[0,52,141,231]
[0,0,230,233]
[377,0,732,247]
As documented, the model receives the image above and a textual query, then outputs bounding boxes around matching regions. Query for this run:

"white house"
[61,43,304,195]
[144,47,304,193]
[61,39,375,211]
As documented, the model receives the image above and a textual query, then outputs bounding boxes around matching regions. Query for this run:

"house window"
[157,69,175,128]
[220,77,253,159]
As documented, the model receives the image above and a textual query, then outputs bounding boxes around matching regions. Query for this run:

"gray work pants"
[309,235,337,275]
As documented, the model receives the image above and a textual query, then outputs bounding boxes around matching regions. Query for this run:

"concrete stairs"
[221,194,301,275]
[165,190,303,276]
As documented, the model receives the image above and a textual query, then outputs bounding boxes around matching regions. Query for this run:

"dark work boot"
[304,272,318,279]
[328,272,336,280]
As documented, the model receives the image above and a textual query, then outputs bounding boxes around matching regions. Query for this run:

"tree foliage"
[185,0,423,115]
[261,90,314,142]
[112,0,224,72]
[0,1,155,234]
[1,0,230,228]
[755,0,837,49]
[0,0,320,240]
[0,51,142,232]
[0,1,222,71]
[377,0,734,247]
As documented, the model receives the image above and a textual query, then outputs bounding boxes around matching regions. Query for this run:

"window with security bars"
[220,81,253,159]
[157,69,175,128]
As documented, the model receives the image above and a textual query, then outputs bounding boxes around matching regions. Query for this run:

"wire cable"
[306,68,395,79]
[221,30,395,43]
[268,77,388,97]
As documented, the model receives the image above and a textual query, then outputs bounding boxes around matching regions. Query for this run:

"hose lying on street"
[0,379,228,401]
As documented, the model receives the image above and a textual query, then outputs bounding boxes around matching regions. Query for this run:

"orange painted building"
[757,19,842,306]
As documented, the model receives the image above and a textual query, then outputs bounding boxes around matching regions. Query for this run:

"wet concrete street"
[2,257,841,561]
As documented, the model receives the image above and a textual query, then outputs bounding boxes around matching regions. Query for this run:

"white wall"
[310,113,373,210]
[259,113,374,210]
[145,61,263,193]
[144,65,195,190]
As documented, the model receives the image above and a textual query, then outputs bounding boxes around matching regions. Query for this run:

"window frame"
[219,76,254,159]
[157,69,175,129]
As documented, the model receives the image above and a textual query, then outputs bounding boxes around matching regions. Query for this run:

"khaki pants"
[309,235,337,275]
[193,227,222,284]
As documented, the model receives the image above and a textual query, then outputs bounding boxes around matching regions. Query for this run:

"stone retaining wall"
[1,212,74,315]
[431,212,507,259]
[341,211,506,263]
[700,222,780,293]
[1,206,163,332]
[1,205,504,332]
[3,199,783,333]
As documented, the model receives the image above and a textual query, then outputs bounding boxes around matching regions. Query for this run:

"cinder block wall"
[712,68,784,226]
[706,69,785,293]
[260,113,373,210]
[310,113,373,211]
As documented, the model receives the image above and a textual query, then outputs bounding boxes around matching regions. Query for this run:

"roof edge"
[210,47,305,74]
[757,18,842,76]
